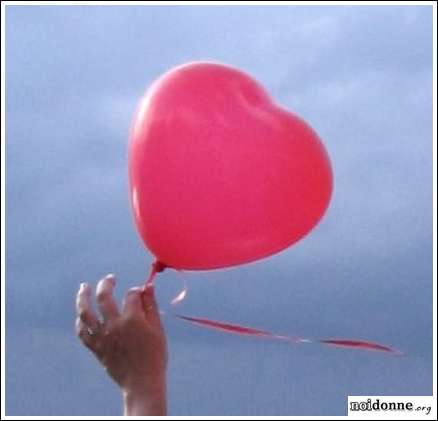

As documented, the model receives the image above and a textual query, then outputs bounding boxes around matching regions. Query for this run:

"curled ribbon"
[142,260,401,355]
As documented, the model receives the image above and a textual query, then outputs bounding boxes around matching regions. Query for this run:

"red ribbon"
[143,260,401,355]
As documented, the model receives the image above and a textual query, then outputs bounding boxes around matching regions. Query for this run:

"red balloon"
[129,62,333,270]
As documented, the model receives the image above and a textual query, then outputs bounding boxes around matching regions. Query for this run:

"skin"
[75,274,167,416]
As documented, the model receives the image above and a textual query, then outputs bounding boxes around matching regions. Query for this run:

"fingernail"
[105,274,116,283]
[127,287,142,296]
[80,282,86,290]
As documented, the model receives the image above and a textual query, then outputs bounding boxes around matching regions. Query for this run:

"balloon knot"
[153,260,167,273]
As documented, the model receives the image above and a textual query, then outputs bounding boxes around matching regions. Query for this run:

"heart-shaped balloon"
[129,62,333,270]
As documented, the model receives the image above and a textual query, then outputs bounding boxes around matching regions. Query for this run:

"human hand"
[75,274,167,415]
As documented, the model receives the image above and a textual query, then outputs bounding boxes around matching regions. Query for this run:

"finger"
[96,274,119,322]
[141,285,160,321]
[122,287,144,319]
[75,318,98,352]
[76,283,100,329]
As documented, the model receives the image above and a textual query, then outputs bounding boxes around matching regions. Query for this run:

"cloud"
[6,5,433,415]
[6,326,432,415]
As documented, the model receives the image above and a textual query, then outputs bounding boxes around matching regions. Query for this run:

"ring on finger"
[87,326,99,336]
[86,322,103,336]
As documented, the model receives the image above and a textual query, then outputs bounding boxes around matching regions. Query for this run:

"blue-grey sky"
[5,5,433,416]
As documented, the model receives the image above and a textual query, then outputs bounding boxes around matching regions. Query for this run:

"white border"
[0,1,436,6]
[1,1,436,419]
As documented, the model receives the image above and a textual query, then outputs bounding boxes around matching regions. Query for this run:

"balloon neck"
[144,260,168,289]
[153,260,167,273]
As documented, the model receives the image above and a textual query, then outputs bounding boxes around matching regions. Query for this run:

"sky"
[5,5,433,416]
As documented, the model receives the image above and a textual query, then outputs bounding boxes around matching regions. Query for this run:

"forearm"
[123,379,167,416]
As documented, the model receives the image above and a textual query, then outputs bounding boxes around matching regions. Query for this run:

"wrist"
[123,376,167,416]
